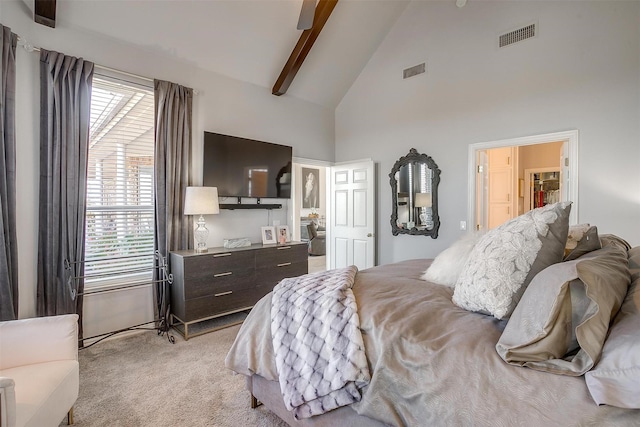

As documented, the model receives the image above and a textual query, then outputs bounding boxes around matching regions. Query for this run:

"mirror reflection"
[390,148,440,238]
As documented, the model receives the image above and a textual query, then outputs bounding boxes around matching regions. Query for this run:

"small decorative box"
[223,237,252,249]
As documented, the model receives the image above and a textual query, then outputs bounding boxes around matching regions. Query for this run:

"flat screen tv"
[203,131,292,199]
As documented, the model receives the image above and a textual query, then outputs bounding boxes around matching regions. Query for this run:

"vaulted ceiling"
[55,0,410,109]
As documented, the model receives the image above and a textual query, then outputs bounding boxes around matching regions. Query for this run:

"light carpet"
[63,322,288,427]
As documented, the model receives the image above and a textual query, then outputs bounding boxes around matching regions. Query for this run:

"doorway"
[292,158,377,272]
[292,159,329,273]
[469,130,579,230]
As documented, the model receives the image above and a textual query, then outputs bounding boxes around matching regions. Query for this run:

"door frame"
[467,130,579,229]
[292,157,332,270]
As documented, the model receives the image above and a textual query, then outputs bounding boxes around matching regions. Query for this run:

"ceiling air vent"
[499,23,536,48]
[403,63,425,79]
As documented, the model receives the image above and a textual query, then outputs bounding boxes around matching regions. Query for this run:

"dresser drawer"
[182,251,254,280]
[251,284,276,306]
[183,270,255,299]
[181,288,257,322]
[169,242,308,339]
[257,260,308,289]
[255,245,308,269]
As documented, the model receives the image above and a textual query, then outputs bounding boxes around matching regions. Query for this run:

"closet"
[525,168,561,211]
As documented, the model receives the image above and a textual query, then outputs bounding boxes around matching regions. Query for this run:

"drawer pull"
[214,271,233,277]
[277,246,291,250]
[213,253,232,257]
[214,291,233,297]
[277,262,292,267]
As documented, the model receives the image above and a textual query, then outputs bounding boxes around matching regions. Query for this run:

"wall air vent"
[403,63,426,79]
[499,23,536,48]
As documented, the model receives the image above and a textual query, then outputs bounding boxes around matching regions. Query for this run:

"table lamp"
[184,187,220,253]
[415,192,433,228]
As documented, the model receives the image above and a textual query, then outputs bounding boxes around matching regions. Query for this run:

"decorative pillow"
[453,202,572,319]
[565,223,591,251]
[585,246,640,408]
[564,225,601,261]
[420,232,484,288]
[496,245,630,376]
[599,234,632,252]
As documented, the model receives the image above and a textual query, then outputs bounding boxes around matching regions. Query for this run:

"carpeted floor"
[61,257,327,427]
[308,255,326,274]
[62,319,288,427]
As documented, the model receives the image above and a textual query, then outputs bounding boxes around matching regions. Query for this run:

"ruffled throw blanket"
[270,265,370,419]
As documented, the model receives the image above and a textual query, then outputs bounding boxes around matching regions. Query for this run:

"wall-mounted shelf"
[220,204,282,210]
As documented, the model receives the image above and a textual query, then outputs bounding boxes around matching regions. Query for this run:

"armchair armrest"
[0,314,78,370]
[0,377,16,427]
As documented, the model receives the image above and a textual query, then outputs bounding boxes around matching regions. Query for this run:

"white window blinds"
[85,76,155,288]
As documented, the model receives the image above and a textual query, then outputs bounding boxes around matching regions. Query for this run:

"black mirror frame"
[389,148,441,238]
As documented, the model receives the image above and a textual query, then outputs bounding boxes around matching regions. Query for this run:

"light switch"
[460,221,467,231]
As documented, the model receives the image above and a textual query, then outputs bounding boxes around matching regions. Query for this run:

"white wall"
[336,0,640,265]
[3,0,334,336]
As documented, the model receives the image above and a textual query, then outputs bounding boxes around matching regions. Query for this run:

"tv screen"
[203,131,292,199]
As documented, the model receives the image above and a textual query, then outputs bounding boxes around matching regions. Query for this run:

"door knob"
[367,233,373,237]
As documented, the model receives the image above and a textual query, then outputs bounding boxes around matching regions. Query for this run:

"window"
[84,74,155,289]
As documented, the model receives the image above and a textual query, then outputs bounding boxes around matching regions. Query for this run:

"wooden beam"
[272,0,338,96]
[35,0,57,28]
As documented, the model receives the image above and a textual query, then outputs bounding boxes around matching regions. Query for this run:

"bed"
[225,205,640,426]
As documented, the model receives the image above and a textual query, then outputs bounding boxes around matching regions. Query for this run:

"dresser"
[169,242,308,339]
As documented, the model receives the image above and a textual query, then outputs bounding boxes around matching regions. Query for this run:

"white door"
[329,160,376,270]
[476,150,489,231]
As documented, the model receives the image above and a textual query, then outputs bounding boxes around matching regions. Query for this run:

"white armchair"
[0,314,79,427]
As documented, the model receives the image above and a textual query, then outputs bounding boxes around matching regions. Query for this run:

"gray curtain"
[153,79,193,329]
[37,50,94,336]
[0,24,18,321]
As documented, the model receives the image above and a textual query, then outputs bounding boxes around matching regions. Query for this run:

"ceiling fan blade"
[297,0,316,30]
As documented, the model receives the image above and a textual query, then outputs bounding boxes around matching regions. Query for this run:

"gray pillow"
[453,202,571,319]
[585,246,640,408]
[496,245,630,376]
[564,225,601,261]
[600,234,632,252]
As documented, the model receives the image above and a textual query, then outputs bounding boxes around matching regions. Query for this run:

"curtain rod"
[16,36,200,94]
[17,36,153,83]
[17,36,200,95]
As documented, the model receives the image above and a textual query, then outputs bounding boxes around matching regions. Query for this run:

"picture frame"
[261,226,276,245]
[302,167,320,209]
[276,225,290,244]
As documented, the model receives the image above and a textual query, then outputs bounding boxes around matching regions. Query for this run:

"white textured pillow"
[421,232,484,288]
[452,202,572,319]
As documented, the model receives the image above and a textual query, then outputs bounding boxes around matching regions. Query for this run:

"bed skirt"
[247,375,389,427]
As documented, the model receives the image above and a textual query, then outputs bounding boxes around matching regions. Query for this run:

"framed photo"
[261,226,276,245]
[302,167,320,209]
[276,225,290,244]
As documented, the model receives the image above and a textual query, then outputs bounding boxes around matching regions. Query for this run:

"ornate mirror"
[389,148,441,238]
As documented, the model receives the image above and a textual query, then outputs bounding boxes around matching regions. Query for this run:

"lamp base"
[419,209,434,230]
[194,215,209,253]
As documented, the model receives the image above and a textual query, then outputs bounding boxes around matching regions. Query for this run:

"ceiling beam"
[35,0,57,28]
[272,0,338,96]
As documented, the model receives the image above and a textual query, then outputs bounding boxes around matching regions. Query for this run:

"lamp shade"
[415,192,432,208]
[184,187,220,215]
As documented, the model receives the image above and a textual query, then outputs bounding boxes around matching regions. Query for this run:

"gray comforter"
[225,259,640,426]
